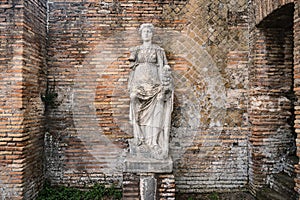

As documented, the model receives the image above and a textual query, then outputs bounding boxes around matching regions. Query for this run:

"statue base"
[122,172,176,200]
[127,139,170,160]
[124,156,173,173]
[124,139,174,199]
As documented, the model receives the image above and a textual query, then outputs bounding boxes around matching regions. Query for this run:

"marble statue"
[128,23,173,160]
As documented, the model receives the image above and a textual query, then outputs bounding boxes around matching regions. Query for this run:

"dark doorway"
[250,3,298,199]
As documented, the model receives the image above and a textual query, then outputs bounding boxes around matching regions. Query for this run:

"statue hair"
[139,23,155,34]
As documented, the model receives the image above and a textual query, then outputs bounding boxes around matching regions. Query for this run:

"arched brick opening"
[249,3,298,199]
[253,0,295,25]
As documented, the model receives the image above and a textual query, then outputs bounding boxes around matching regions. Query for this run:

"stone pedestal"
[140,173,156,200]
[125,156,173,173]
[123,172,175,200]
[123,155,175,200]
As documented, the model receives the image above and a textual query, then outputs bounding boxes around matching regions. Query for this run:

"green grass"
[208,192,220,200]
[37,182,122,200]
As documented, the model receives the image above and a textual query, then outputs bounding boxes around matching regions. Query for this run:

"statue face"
[141,27,153,42]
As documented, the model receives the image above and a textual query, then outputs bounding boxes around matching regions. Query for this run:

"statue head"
[139,23,154,42]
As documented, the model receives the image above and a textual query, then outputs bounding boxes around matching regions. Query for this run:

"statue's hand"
[163,65,171,71]
[162,77,171,86]
[162,65,172,86]
[130,62,138,70]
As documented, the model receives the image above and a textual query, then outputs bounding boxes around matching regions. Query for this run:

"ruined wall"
[1,0,300,198]
[248,1,298,195]
[45,0,250,193]
[253,0,295,24]
[22,0,47,198]
[0,2,25,198]
[249,22,295,193]
[0,0,47,199]
[294,0,300,196]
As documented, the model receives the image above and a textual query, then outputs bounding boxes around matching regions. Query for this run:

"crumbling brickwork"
[1,0,300,199]
[122,173,175,199]
[0,2,25,198]
[45,0,250,194]
[249,1,299,197]
[249,19,295,193]
[0,0,47,199]
[294,0,300,195]
[253,0,295,24]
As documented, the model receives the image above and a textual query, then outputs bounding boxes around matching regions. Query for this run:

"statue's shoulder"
[151,44,165,53]
[152,44,164,50]
[129,46,140,52]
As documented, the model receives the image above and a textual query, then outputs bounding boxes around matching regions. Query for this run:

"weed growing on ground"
[37,182,122,200]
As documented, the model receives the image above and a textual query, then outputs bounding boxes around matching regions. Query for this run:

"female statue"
[128,23,173,159]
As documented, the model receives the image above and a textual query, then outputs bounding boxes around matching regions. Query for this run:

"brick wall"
[253,0,295,24]
[0,0,47,199]
[45,0,250,193]
[1,0,299,199]
[249,1,297,194]
[122,173,175,199]
[0,0,299,198]
[22,0,47,199]
[249,27,295,193]
[0,2,25,198]
[294,0,300,196]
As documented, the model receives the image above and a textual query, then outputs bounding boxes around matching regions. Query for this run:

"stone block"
[125,156,173,173]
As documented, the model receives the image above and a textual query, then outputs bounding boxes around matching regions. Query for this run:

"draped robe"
[128,44,173,158]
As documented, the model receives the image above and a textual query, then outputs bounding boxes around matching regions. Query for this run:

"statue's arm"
[157,48,173,93]
[162,49,168,66]
[128,47,138,89]
[129,47,138,70]
[129,47,136,61]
